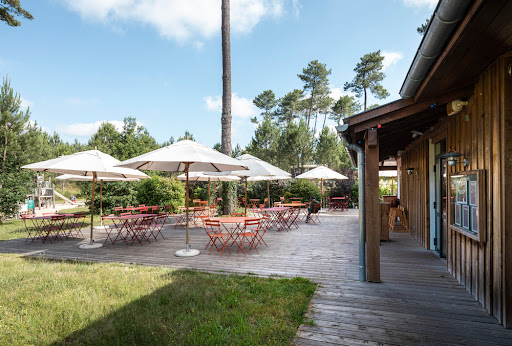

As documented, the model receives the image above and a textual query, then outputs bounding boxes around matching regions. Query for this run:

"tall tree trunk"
[2,121,8,171]
[322,112,327,129]
[313,113,318,134]
[221,0,234,214]
[307,92,314,128]
[364,87,367,111]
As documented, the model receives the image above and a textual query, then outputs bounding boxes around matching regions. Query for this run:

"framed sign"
[449,170,486,242]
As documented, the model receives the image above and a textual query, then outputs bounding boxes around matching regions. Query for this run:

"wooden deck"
[1,210,512,345]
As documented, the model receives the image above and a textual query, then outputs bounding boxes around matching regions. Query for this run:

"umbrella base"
[79,241,103,249]
[175,248,200,257]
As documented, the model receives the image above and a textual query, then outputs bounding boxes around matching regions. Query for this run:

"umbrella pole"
[321,178,323,208]
[175,163,199,257]
[267,180,270,208]
[245,178,248,214]
[186,164,190,247]
[90,173,96,242]
[214,181,216,205]
[99,180,103,226]
[208,178,211,205]
[391,176,394,195]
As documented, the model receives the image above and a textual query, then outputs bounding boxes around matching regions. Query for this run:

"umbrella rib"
[136,162,150,170]
[211,163,220,172]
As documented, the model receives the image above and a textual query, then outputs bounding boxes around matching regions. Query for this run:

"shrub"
[136,176,185,208]
[286,179,320,202]
[81,181,139,214]
[0,172,32,219]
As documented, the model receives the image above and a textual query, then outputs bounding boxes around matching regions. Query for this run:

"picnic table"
[22,213,83,243]
[259,207,294,232]
[210,216,260,254]
[329,197,346,211]
[102,213,162,245]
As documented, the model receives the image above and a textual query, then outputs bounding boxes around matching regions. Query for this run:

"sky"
[1,0,437,149]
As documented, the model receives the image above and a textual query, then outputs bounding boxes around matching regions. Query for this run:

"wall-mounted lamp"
[406,167,415,175]
[439,151,470,167]
[447,99,468,116]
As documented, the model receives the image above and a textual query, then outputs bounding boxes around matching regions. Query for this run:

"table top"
[331,197,346,200]
[260,207,290,212]
[290,197,302,200]
[210,216,259,223]
[103,213,158,220]
[178,206,207,211]
[280,203,306,207]
[23,213,74,220]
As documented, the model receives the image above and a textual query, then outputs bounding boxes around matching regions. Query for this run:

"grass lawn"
[0,255,316,345]
[0,207,102,241]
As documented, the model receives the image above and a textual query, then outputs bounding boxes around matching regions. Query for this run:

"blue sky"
[1,0,436,148]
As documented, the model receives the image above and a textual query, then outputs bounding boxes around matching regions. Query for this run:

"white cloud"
[60,0,291,44]
[20,97,34,110]
[382,51,404,71]
[402,0,437,8]
[57,120,142,137]
[204,93,258,119]
[328,86,357,101]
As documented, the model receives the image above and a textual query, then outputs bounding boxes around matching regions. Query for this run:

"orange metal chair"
[166,205,186,228]
[238,219,259,255]
[204,220,231,255]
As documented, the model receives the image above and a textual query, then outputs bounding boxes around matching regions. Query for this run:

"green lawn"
[0,255,316,345]
[0,207,100,241]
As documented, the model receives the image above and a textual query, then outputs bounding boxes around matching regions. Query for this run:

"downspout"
[336,124,366,282]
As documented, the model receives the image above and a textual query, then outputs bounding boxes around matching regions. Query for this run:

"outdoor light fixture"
[406,167,415,175]
[439,151,469,167]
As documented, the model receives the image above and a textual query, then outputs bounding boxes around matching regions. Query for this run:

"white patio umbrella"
[296,166,348,207]
[22,150,150,249]
[56,174,146,228]
[177,172,240,203]
[115,140,248,257]
[210,154,291,212]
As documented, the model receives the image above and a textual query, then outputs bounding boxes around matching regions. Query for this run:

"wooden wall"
[399,54,511,324]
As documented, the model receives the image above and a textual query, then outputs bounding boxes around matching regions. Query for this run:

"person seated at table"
[305,196,320,223]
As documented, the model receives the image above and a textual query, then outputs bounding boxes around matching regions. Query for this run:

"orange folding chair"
[204,220,231,256]
[166,205,186,228]
[238,219,259,255]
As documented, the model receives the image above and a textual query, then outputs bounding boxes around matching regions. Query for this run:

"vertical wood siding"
[399,56,508,324]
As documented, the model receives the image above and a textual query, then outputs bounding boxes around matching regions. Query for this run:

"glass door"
[435,141,447,258]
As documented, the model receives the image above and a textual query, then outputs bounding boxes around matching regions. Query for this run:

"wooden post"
[503,55,512,328]
[99,179,103,222]
[366,129,380,282]
[208,178,211,204]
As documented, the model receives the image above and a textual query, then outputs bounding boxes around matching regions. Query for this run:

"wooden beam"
[365,129,380,283]
[352,87,473,134]
[348,99,413,126]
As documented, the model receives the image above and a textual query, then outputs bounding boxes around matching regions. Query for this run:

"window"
[449,170,486,242]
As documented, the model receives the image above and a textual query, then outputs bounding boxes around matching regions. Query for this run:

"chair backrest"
[204,220,220,234]
[193,199,201,206]
[231,212,246,217]
[312,202,321,214]
[244,219,260,228]
[51,215,66,221]
[138,204,146,207]
[114,207,123,212]
[73,213,86,219]
[120,212,131,217]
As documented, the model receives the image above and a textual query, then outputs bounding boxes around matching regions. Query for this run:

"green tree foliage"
[0,171,31,219]
[275,89,304,125]
[246,116,279,165]
[298,60,332,128]
[287,179,320,202]
[344,50,389,111]
[367,103,380,110]
[88,117,159,161]
[136,176,185,208]
[314,127,350,171]
[1,0,33,27]
[252,90,277,123]
[417,18,430,35]
[80,181,139,214]
[329,95,361,125]
[177,130,195,142]
[278,119,314,171]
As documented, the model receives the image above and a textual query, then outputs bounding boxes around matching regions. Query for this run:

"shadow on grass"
[35,263,317,346]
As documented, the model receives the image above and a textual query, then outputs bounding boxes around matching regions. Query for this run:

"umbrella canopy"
[22,150,149,249]
[116,140,248,172]
[22,150,149,179]
[115,140,249,257]
[296,166,348,208]
[210,154,291,211]
[295,166,348,180]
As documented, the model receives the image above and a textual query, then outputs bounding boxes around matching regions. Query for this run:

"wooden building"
[340,0,512,327]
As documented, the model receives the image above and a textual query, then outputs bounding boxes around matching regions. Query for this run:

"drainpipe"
[336,124,366,282]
